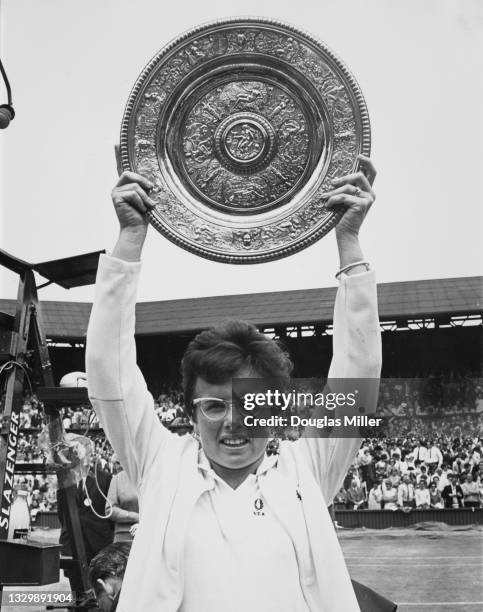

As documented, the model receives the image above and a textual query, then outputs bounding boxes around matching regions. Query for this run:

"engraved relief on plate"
[177,81,311,213]
[120,18,371,263]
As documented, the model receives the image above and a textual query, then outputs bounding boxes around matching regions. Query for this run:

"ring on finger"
[354,186,361,197]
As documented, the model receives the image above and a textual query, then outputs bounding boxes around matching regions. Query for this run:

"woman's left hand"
[129,523,139,537]
[324,155,377,239]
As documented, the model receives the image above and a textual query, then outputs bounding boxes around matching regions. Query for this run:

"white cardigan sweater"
[86,254,382,611]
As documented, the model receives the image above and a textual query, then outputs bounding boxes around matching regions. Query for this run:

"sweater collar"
[197,447,278,481]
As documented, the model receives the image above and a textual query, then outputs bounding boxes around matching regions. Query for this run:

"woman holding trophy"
[85,15,389,611]
[86,149,381,611]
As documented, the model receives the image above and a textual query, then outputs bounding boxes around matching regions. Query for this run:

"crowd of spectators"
[7,388,188,518]
[13,474,58,516]
[335,436,483,511]
[334,374,483,511]
[377,373,483,439]
[153,389,188,428]
[4,373,483,518]
[18,393,45,429]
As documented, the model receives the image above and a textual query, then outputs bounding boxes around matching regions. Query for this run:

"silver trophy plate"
[120,17,371,263]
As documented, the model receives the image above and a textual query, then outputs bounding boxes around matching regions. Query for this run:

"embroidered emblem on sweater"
[253,497,265,516]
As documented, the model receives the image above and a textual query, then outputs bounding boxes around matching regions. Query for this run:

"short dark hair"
[88,542,131,594]
[181,320,293,418]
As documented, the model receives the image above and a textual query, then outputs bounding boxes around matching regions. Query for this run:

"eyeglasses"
[192,397,240,421]
[192,397,270,422]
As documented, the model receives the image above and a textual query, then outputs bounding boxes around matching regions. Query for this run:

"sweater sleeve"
[298,270,382,505]
[86,254,169,489]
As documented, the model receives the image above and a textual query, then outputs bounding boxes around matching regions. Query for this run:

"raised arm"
[299,157,382,504]
[86,168,168,488]
[327,156,381,380]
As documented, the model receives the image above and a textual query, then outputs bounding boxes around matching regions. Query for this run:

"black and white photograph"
[0,1,482,611]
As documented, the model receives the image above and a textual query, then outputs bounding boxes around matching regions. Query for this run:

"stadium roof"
[0,276,481,340]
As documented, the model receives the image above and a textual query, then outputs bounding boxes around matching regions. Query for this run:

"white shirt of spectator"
[426,445,443,466]
[414,446,428,463]
[397,482,415,506]
[368,486,382,510]
[438,471,450,491]
[415,487,430,508]
[471,450,481,466]
[398,460,410,474]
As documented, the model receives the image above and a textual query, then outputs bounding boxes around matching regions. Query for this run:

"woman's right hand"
[111,147,157,261]
[111,170,156,237]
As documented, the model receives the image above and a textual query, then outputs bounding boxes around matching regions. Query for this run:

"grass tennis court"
[1,525,482,611]
[340,525,483,612]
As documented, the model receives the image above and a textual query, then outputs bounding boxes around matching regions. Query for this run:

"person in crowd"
[45,480,58,508]
[86,156,380,611]
[441,473,464,508]
[425,440,443,473]
[333,487,348,510]
[344,465,362,490]
[470,444,481,467]
[375,453,389,480]
[71,407,84,430]
[367,479,383,510]
[416,464,429,484]
[440,443,453,466]
[30,406,42,428]
[358,447,376,491]
[388,467,401,488]
[429,482,443,509]
[89,542,132,612]
[419,475,429,489]
[461,473,480,508]
[389,441,402,459]
[413,440,428,464]
[62,409,73,430]
[346,479,366,510]
[390,451,402,473]
[404,449,416,471]
[452,453,468,476]
[431,474,444,493]
[20,407,32,428]
[398,452,411,474]
[397,473,415,510]
[439,464,451,491]
[415,481,430,509]
[106,455,140,542]
[57,463,114,564]
[88,537,397,612]
[381,479,398,510]
[471,459,483,481]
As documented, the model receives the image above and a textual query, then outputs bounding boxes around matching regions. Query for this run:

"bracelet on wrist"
[335,261,370,279]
